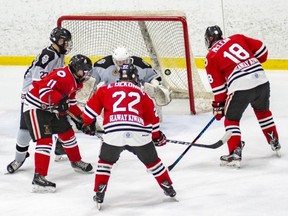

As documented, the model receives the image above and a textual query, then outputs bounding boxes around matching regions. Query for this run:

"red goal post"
[57,11,212,114]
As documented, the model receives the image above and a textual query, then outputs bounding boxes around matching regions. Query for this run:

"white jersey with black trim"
[21,46,65,96]
[91,55,160,86]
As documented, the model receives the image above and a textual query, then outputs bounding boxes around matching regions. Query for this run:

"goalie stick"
[166,131,231,149]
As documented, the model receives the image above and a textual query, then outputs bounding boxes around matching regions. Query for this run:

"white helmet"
[112,47,131,70]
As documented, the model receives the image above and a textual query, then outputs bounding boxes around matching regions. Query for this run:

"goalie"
[90,46,172,107]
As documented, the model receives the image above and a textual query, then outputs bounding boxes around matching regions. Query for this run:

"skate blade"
[220,161,241,168]
[32,184,56,193]
[275,150,281,158]
[73,168,94,174]
[93,196,103,210]
[54,155,68,162]
[162,195,179,202]
[96,202,102,210]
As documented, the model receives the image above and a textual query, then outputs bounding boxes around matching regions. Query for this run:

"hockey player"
[23,54,94,192]
[86,47,171,131]
[204,25,281,168]
[90,46,172,107]
[7,27,72,174]
[81,64,176,208]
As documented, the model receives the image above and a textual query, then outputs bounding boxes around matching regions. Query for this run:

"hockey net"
[57,11,212,114]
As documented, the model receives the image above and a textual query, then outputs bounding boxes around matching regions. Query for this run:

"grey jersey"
[91,55,160,86]
[21,46,65,95]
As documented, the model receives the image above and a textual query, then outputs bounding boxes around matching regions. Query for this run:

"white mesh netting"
[58,11,212,114]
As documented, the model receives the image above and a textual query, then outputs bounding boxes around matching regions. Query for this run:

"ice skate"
[93,184,106,210]
[32,172,56,193]
[270,137,281,157]
[161,180,176,198]
[220,141,245,168]
[54,140,68,162]
[6,152,30,174]
[71,160,93,173]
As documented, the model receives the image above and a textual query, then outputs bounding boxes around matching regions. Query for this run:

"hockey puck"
[164,69,171,75]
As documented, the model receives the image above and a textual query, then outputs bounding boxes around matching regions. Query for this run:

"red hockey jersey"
[24,66,82,116]
[82,81,160,146]
[205,34,269,102]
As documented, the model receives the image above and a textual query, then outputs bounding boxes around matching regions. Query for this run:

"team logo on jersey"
[44,124,51,135]
[41,104,47,109]
[124,132,133,138]
[112,70,119,76]
[253,73,259,78]
[41,54,49,64]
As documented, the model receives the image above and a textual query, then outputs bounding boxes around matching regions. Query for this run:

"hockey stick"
[67,111,103,141]
[168,116,216,171]
[166,131,231,149]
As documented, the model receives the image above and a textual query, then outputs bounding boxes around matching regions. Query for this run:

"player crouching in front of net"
[81,63,176,209]
[23,54,94,192]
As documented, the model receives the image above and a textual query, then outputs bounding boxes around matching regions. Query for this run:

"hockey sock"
[146,158,172,187]
[254,109,279,143]
[35,137,53,176]
[58,129,81,162]
[224,119,241,153]
[15,143,29,162]
[15,129,32,162]
[94,159,113,192]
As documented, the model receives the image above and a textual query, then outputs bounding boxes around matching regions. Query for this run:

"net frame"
[57,11,209,114]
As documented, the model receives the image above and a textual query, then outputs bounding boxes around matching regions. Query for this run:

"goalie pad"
[144,82,172,106]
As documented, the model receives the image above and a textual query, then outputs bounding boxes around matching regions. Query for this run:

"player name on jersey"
[211,38,231,53]
[109,114,144,125]
[107,82,143,91]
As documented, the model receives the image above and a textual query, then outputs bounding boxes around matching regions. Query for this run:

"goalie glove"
[81,121,96,136]
[70,115,84,130]
[153,131,167,147]
[212,101,225,120]
[144,82,172,106]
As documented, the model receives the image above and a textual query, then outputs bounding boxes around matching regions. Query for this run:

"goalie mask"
[119,64,139,85]
[69,54,92,83]
[112,47,131,70]
[204,25,223,50]
[50,27,73,55]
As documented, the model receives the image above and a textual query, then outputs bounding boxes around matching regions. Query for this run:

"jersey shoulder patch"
[93,55,114,69]
[34,47,57,68]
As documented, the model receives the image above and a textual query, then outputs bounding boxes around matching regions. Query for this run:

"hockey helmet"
[69,54,92,83]
[50,27,73,54]
[112,47,131,70]
[119,64,139,84]
[204,25,223,50]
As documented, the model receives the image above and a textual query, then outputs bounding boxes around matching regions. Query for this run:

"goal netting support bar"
[57,11,212,114]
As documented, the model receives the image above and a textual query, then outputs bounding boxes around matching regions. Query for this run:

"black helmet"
[119,64,139,84]
[50,27,72,54]
[69,54,92,83]
[204,25,223,49]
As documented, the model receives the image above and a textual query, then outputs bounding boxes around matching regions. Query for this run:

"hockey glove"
[212,101,225,120]
[81,121,96,136]
[57,95,69,113]
[71,115,84,130]
[153,131,167,147]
